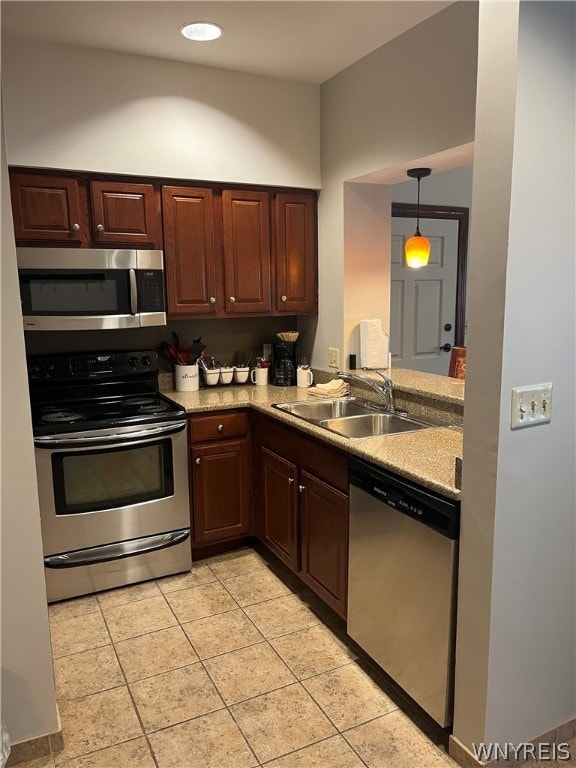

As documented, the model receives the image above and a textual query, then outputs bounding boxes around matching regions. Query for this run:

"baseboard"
[449,717,576,768]
[5,714,63,767]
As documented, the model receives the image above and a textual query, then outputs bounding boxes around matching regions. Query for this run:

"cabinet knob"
[288,477,294,485]
[96,224,104,232]
[217,424,224,433]
[281,295,287,303]
[71,223,80,232]
[209,297,216,304]
[298,485,305,493]
[195,457,201,465]
[229,296,236,303]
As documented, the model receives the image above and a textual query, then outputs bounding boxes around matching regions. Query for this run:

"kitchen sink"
[319,412,430,439]
[272,397,380,423]
[273,397,433,439]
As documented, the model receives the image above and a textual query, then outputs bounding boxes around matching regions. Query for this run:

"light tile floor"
[19,547,462,768]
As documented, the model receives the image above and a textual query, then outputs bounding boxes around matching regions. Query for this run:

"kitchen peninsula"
[163,368,464,500]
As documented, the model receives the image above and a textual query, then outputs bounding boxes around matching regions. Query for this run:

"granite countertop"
[161,380,463,500]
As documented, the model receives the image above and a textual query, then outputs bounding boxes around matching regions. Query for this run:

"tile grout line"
[171,580,262,768]
[182,557,333,765]
[200,558,360,765]
[47,550,443,768]
[98,599,162,768]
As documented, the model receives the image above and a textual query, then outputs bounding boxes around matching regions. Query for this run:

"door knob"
[440,343,452,353]
[229,296,236,303]
[288,477,294,485]
[195,457,201,465]
[96,224,104,232]
[71,223,80,232]
[217,424,224,433]
[281,295,287,303]
[298,485,305,493]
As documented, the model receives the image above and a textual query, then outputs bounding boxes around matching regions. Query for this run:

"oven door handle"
[44,529,190,569]
[34,421,186,447]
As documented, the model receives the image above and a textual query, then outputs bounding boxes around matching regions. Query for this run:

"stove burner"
[139,404,169,414]
[122,397,156,407]
[42,411,86,424]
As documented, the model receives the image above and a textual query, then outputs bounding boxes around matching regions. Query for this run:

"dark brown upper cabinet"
[163,186,317,319]
[163,186,273,318]
[274,192,317,314]
[222,189,272,315]
[9,171,161,248]
[162,186,218,316]
[10,173,87,245]
[89,181,160,246]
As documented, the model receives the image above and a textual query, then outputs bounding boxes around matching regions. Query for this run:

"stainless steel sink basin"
[272,398,379,423]
[273,397,433,439]
[319,412,429,439]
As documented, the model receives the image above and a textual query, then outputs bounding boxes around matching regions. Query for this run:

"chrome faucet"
[337,369,397,412]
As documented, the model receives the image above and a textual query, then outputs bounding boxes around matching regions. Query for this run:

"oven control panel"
[28,351,159,381]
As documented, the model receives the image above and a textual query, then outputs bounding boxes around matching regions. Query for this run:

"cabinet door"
[274,192,317,314]
[191,439,251,544]
[90,181,160,246]
[10,173,86,244]
[222,190,271,314]
[299,470,349,619]
[259,447,298,571]
[162,186,218,316]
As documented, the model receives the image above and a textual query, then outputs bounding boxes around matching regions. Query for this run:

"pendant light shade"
[405,168,432,268]
[405,233,431,268]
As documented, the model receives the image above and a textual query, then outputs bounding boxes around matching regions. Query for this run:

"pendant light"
[405,167,432,268]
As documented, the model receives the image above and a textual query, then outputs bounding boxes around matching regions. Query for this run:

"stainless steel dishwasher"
[347,458,460,727]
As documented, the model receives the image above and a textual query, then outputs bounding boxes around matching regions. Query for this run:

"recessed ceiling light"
[180,22,223,42]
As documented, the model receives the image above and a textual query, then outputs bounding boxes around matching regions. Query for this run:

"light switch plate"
[328,347,340,368]
[511,383,553,429]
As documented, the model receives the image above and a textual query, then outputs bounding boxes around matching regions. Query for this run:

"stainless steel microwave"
[17,248,166,331]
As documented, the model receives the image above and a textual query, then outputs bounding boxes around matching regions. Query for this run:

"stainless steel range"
[28,350,191,602]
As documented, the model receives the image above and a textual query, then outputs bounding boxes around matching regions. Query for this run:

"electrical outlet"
[328,347,340,368]
[511,383,553,429]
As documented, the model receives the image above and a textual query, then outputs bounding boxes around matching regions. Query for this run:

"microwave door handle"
[129,269,138,314]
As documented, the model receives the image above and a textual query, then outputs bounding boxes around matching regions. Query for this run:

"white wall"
[1,39,320,189]
[317,1,478,369]
[392,165,473,207]
[454,0,576,748]
[0,112,59,743]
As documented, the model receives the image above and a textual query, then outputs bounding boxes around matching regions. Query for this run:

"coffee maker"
[271,341,297,386]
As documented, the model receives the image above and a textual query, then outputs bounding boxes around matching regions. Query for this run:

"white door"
[390,217,459,375]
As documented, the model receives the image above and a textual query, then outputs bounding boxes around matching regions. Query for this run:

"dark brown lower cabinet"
[189,412,251,545]
[259,447,299,571]
[254,415,349,619]
[299,470,348,616]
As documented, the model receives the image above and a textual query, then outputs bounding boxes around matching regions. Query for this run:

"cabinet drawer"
[189,411,249,442]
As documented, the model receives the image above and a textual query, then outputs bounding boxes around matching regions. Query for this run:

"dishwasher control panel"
[350,458,460,540]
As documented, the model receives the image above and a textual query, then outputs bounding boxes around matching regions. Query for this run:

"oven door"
[34,421,190,557]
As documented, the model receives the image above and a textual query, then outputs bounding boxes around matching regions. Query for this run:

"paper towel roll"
[360,319,389,369]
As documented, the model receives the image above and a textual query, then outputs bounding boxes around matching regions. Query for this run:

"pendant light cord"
[415,178,421,236]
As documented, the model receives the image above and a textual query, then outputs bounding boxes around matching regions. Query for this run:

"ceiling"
[1,1,454,84]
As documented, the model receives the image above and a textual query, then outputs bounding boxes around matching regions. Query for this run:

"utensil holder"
[175,364,199,392]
